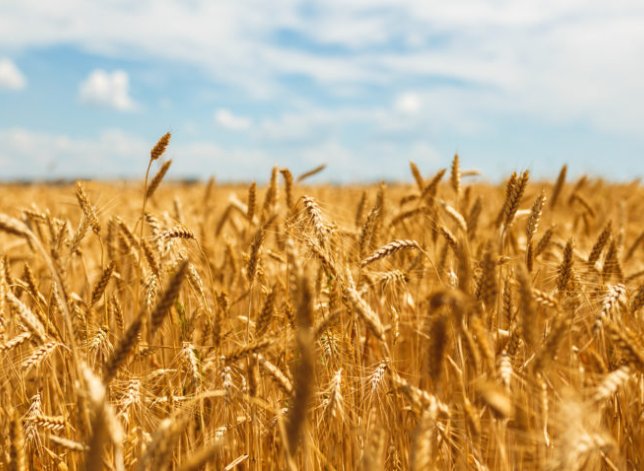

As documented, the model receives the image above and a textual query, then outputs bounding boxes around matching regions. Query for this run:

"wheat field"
[0,134,642,470]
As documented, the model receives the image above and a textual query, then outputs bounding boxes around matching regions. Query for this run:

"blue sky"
[0,0,643,182]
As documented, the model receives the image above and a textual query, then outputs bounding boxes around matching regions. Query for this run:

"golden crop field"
[0,135,642,470]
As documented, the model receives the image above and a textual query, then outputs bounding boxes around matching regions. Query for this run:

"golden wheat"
[0,134,642,470]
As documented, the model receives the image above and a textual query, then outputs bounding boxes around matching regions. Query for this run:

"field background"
[0,160,642,470]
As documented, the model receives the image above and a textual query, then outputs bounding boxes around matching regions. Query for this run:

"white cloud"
[79,69,136,111]
[257,108,336,141]
[0,58,26,90]
[214,108,252,131]
[395,92,422,114]
[256,105,382,142]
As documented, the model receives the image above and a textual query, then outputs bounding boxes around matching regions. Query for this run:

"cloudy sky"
[1,1,643,182]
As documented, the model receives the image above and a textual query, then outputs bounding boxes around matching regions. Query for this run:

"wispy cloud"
[0,58,26,90]
[0,127,274,180]
[0,127,146,177]
[214,108,252,131]
[2,1,642,135]
[0,126,445,182]
[79,69,137,111]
